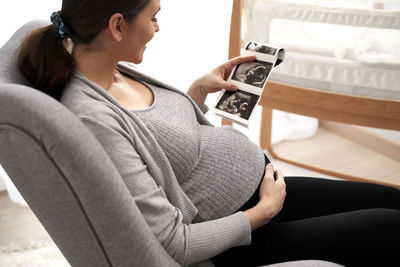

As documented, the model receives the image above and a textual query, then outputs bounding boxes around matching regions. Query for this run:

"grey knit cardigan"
[60,62,252,266]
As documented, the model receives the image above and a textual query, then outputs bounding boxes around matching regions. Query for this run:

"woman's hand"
[244,163,286,231]
[187,55,257,104]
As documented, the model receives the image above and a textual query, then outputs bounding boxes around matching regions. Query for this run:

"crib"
[226,0,400,187]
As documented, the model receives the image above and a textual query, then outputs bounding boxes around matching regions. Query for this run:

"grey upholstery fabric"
[0,20,342,267]
[0,20,179,267]
[0,21,42,85]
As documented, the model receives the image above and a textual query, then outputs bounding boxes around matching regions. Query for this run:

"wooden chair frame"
[224,0,400,188]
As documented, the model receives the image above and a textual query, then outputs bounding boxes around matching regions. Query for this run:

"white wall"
[0,1,62,47]
[138,0,237,127]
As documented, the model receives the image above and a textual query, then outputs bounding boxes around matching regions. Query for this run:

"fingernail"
[267,163,272,167]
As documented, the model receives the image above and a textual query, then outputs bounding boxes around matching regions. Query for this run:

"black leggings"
[211,176,400,267]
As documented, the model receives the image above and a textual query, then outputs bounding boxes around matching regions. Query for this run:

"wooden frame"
[224,0,400,188]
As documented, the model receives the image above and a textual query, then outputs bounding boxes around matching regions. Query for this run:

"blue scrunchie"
[50,11,72,40]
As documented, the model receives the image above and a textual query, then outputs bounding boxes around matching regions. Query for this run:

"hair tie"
[50,11,72,40]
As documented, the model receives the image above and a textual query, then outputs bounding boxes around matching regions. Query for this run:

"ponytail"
[18,25,75,100]
[18,0,151,100]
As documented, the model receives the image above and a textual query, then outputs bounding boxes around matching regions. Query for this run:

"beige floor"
[0,125,398,263]
[272,127,400,187]
[0,191,51,247]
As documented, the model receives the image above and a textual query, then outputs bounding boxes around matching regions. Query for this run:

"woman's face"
[122,0,160,64]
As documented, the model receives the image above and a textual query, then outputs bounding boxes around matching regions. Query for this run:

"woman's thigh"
[251,208,400,267]
[277,177,400,222]
[212,208,400,267]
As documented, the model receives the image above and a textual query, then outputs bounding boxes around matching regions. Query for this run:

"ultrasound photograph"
[216,90,259,120]
[231,61,273,88]
[245,42,277,56]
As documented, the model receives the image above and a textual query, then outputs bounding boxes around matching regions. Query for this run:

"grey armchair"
[0,20,342,267]
[0,20,180,267]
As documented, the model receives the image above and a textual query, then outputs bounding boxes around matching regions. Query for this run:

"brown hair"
[18,0,149,100]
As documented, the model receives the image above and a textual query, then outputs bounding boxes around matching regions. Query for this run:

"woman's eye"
[152,17,158,23]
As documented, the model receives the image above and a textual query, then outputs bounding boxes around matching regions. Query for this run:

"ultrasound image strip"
[216,90,260,120]
[245,42,277,56]
[231,61,273,88]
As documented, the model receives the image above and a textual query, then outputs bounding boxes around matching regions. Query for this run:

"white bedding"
[244,0,400,100]
[270,52,400,100]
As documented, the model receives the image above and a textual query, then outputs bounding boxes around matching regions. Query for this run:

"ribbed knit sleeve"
[185,212,251,266]
[193,100,209,114]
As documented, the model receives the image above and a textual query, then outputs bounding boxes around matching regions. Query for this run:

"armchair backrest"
[0,20,178,267]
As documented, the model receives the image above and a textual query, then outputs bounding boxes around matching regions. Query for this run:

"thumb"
[221,81,238,91]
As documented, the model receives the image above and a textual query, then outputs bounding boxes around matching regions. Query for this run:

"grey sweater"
[61,62,253,266]
[133,81,265,221]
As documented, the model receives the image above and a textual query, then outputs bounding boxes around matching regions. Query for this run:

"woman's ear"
[108,13,125,42]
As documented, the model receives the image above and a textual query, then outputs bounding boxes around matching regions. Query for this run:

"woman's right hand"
[186,55,256,104]
[244,163,286,231]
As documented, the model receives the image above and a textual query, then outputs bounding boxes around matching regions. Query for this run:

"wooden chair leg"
[260,106,273,151]
[221,118,233,126]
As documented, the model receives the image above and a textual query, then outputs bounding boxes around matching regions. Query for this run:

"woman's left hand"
[187,55,256,104]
